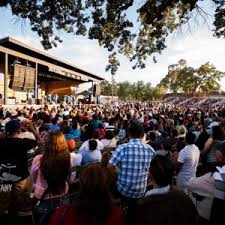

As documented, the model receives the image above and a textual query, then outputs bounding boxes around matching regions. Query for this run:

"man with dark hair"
[80,139,102,165]
[107,119,155,223]
[146,131,160,151]
[147,155,174,189]
[0,119,42,223]
[176,132,200,194]
[185,131,196,145]
[134,155,197,225]
[89,139,98,151]
[48,117,60,131]
[127,119,145,139]
[221,110,225,129]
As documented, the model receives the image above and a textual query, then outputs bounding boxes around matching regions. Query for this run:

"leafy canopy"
[101,79,165,101]
[1,0,225,74]
[101,58,224,101]
[159,59,225,93]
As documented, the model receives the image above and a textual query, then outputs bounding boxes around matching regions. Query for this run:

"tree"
[1,0,225,74]
[192,62,224,92]
[100,80,112,96]
[160,59,190,93]
[133,81,146,100]
[117,80,165,101]
[153,85,166,100]
[160,60,225,93]
[117,81,133,100]
[142,82,154,101]
[102,79,165,101]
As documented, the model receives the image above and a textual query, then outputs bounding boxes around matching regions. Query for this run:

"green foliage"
[100,79,112,96]
[104,80,165,101]
[213,0,225,38]
[194,62,224,92]
[2,0,225,74]
[117,81,133,100]
[160,60,225,93]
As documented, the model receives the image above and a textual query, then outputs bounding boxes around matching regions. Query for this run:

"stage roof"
[0,36,104,82]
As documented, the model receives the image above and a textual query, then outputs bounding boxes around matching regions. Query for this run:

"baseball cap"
[5,119,21,133]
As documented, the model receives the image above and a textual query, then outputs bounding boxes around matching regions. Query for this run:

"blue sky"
[0,1,225,90]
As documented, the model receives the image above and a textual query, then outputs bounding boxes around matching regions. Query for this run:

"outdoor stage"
[0,37,103,105]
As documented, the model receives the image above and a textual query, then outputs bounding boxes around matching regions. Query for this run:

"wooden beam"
[4,53,8,105]
[0,45,100,82]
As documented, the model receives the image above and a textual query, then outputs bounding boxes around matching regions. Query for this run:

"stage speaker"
[35,99,42,105]
[28,98,35,105]
[23,66,35,91]
[10,63,25,89]
[93,84,101,97]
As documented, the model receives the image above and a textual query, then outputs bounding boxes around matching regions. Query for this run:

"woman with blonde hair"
[31,131,71,224]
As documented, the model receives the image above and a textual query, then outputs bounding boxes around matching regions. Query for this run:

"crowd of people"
[0,101,225,225]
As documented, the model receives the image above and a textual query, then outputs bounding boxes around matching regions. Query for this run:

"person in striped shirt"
[176,132,200,194]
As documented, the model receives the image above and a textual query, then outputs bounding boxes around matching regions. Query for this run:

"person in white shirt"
[79,137,104,152]
[101,130,117,149]
[70,152,82,182]
[80,139,102,165]
[66,139,82,183]
[18,121,36,140]
[1,115,11,127]
[176,132,200,194]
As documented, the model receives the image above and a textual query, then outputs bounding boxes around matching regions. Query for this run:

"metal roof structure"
[0,36,104,82]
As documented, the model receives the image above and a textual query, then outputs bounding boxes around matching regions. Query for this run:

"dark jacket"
[134,189,198,225]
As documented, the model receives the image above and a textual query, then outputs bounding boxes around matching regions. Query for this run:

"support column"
[4,53,8,105]
[90,80,94,104]
[34,62,38,100]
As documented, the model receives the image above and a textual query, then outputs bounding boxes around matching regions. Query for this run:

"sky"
[0,1,225,91]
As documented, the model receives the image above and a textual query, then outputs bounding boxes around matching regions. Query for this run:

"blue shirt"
[71,129,81,137]
[48,124,60,132]
[118,129,126,139]
[81,149,102,165]
[109,139,155,198]
[90,120,102,129]
[64,133,75,140]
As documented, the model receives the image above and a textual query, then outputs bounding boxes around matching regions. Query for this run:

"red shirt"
[82,115,90,123]
[98,128,106,139]
[49,204,126,225]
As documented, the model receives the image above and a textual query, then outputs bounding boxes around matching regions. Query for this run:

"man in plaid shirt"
[108,119,155,222]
